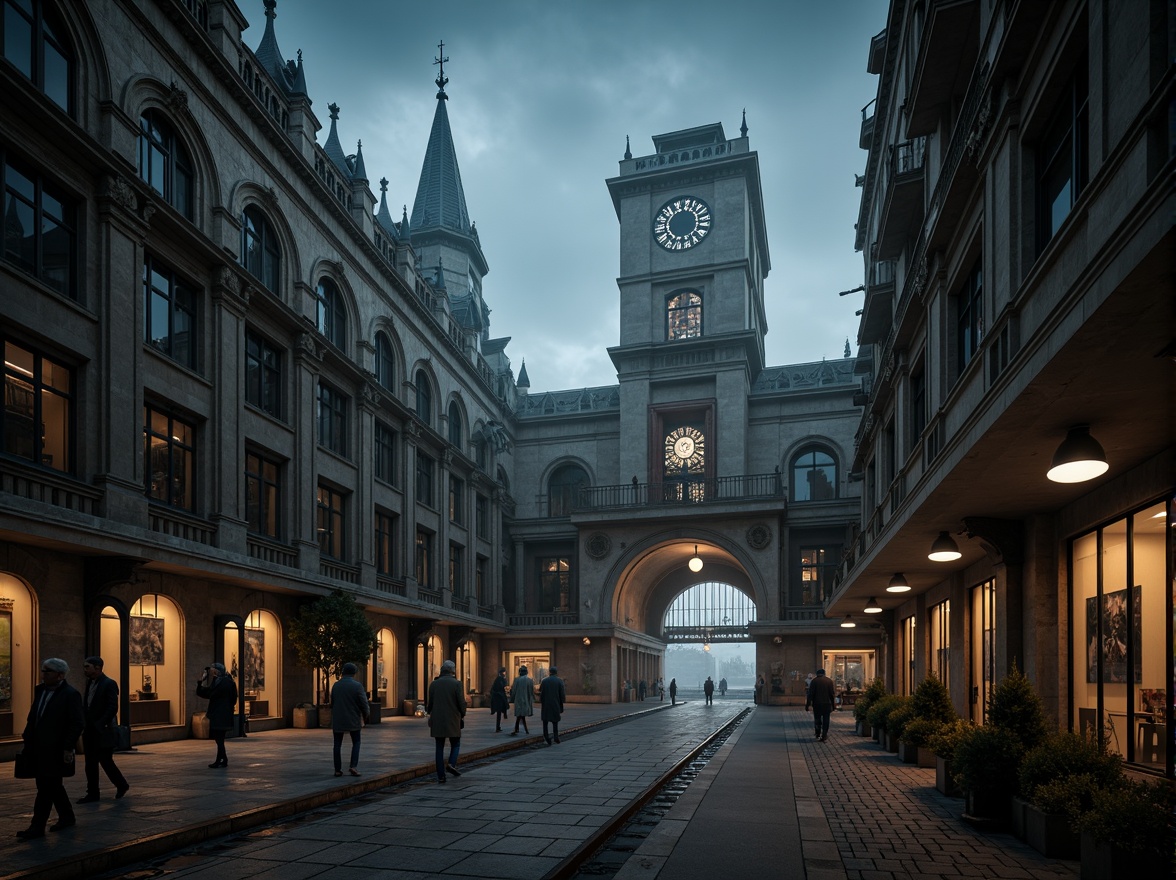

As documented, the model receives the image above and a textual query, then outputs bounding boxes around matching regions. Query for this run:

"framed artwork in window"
[129,616,165,665]
[1085,586,1141,683]
[244,628,265,692]
[0,606,12,711]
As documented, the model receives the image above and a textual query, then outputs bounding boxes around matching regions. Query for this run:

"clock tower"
[605,119,771,487]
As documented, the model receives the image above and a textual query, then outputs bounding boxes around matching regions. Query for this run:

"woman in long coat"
[509,665,534,735]
[426,660,466,783]
[196,662,237,768]
[489,667,510,732]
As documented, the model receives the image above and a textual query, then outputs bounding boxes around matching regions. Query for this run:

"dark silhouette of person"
[703,676,715,705]
[196,662,237,767]
[509,666,534,735]
[490,666,510,732]
[539,666,566,744]
[754,675,765,705]
[805,668,837,741]
[17,657,84,839]
[426,659,466,783]
[638,678,647,701]
[77,656,129,802]
[669,678,678,706]
[719,677,727,697]
[329,662,369,777]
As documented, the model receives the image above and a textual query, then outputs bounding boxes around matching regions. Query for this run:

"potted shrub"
[985,663,1048,751]
[853,678,886,737]
[1076,777,1175,878]
[287,588,378,727]
[1017,731,1122,857]
[886,702,917,762]
[866,694,906,751]
[928,718,972,796]
[952,723,1023,825]
[900,716,944,768]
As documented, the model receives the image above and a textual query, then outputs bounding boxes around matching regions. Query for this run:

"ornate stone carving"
[102,175,137,212]
[746,524,771,550]
[585,532,612,559]
[166,81,189,113]
[361,382,381,407]
[297,332,322,362]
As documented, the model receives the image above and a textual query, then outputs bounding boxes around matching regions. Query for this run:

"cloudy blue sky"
[259,1,888,391]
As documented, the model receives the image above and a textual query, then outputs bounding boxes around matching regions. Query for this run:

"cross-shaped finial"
[434,40,449,96]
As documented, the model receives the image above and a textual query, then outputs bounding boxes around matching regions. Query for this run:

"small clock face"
[664,425,705,470]
[652,196,713,251]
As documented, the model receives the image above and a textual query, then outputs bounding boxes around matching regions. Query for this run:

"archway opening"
[663,581,756,700]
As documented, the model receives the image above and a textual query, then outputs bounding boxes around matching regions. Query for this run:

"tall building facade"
[838,0,1173,779]
[0,0,873,753]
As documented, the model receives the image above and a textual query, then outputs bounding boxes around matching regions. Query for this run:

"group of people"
[15,656,130,840]
[488,665,566,744]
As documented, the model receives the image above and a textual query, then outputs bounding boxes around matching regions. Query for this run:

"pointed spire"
[410,50,472,236]
[254,0,291,91]
[740,108,748,138]
[291,49,307,95]
[399,204,411,240]
[434,39,449,100]
[323,102,351,177]
[376,177,398,236]
[844,338,851,358]
[624,135,632,160]
[517,359,530,389]
[433,257,447,290]
[352,140,368,181]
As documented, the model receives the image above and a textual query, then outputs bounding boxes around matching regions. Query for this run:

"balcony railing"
[575,473,784,512]
[507,611,580,627]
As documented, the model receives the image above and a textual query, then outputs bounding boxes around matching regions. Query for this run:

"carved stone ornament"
[102,175,138,212]
[585,532,612,559]
[912,259,929,304]
[361,383,380,407]
[166,81,189,113]
[297,332,322,362]
[215,265,243,298]
[746,524,771,550]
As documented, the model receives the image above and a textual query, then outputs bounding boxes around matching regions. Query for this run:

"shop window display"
[127,594,181,727]
[240,609,280,720]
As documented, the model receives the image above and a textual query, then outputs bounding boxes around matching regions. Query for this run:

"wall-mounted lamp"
[840,614,856,628]
[582,637,591,646]
[863,597,882,614]
[886,573,910,593]
[703,642,711,652]
[1046,425,1108,483]
[688,545,704,573]
[928,531,962,562]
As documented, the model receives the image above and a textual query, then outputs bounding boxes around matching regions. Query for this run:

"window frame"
[447,400,463,449]
[2,0,73,112]
[790,446,838,502]
[414,370,432,425]
[375,509,395,576]
[143,254,198,369]
[414,449,434,507]
[666,290,703,341]
[138,109,194,219]
[415,527,433,587]
[1,336,73,473]
[1035,56,1089,254]
[143,403,195,511]
[449,542,464,596]
[374,420,397,485]
[244,329,282,418]
[538,556,571,613]
[316,483,345,561]
[240,205,279,293]
[316,380,347,455]
[374,331,395,391]
[955,260,983,375]
[449,474,464,524]
[2,151,77,299]
[547,463,589,517]
[315,277,346,350]
[244,449,281,539]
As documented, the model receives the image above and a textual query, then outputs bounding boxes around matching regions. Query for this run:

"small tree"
[287,589,377,703]
[986,662,1048,750]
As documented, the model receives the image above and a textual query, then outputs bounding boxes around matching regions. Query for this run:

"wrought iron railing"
[575,473,784,512]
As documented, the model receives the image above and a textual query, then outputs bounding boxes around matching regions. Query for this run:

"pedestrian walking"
[638,678,647,701]
[657,677,665,701]
[805,668,837,741]
[426,659,466,783]
[490,666,510,732]
[196,662,237,767]
[669,678,678,706]
[509,665,534,735]
[539,666,566,744]
[703,676,715,705]
[329,662,369,777]
[16,658,84,840]
[77,656,129,803]
[719,677,727,697]
[754,675,765,705]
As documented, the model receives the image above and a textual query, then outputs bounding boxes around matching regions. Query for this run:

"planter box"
[367,701,381,725]
[897,739,918,763]
[1010,796,1029,841]
[292,707,318,729]
[1025,802,1078,859]
[857,720,872,738]
[935,756,962,797]
[872,727,881,743]
[1080,833,1167,879]
[916,746,936,768]
[884,731,899,753]
[964,789,1010,828]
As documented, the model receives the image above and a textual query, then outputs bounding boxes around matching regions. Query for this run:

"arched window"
[667,291,702,340]
[374,331,395,391]
[791,446,838,501]
[315,278,346,349]
[447,401,463,449]
[139,110,193,218]
[2,0,72,112]
[240,206,279,292]
[547,463,589,517]
[414,370,431,425]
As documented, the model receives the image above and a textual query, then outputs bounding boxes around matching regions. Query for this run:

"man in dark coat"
[17,657,84,839]
[77,656,129,803]
[805,668,837,741]
[329,661,370,777]
[669,678,678,706]
[426,659,466,783]
[489,666,510,732]
[703,676,715,705]
[539,666,566,745]
[196,661,237,768]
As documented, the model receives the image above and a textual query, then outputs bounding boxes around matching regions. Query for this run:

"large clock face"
[664,425,706,471]
[652,196,713,251]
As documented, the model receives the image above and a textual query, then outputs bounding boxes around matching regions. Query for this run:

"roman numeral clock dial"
[652,196,712,251]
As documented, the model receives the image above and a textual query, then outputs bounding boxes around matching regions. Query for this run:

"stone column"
[209,267,250,552]
[294,333,323,571]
